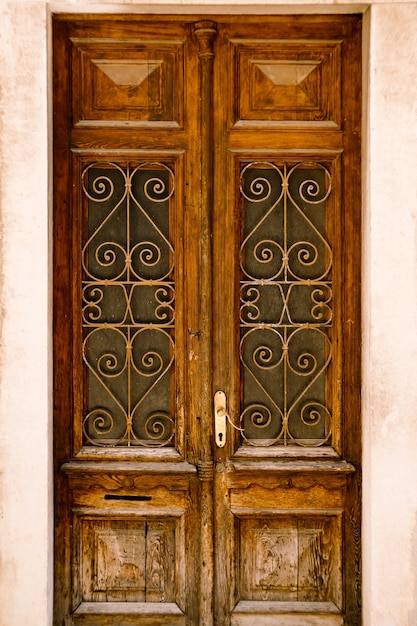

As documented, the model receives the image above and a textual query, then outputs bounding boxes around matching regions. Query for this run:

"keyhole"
[219,432,223,442]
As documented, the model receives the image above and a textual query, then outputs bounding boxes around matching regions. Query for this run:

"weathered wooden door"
[53,14,361,626]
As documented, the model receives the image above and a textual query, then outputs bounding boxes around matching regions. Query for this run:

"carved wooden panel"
[238,515,342,606]
[231,40,342,126]
[79,517,176,603]
[71,39,184,127]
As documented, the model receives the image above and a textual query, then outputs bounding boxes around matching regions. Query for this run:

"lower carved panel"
[78,517,176,603]
[238,515,342,607]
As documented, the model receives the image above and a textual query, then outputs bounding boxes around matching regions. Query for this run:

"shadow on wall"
[409,512,417,625]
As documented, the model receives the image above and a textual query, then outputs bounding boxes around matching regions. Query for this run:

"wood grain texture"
[73,602,186,625]
[231,601,343,626]
[193,20,218,626]
[237,516,342,605]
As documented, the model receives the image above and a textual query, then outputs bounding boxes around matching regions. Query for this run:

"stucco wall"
[1,2,417,625]
[364,4,417,624]
[0,3,51,626]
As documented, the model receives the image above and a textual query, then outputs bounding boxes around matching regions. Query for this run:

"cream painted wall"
[1,2,417,625]
[364,5,417,624]
[0,3,51,626]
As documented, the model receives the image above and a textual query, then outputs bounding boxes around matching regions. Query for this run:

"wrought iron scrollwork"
[239,161,333,446]
[81,162,175,447]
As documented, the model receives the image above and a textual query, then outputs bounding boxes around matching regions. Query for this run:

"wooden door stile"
[193,20,218,626]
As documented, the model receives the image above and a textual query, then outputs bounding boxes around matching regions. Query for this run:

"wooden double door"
[53,14,362,626]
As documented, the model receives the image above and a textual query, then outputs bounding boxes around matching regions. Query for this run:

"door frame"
[52,11,360,624]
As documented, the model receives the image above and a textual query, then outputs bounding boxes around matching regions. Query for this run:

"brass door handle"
[214,390,227,447]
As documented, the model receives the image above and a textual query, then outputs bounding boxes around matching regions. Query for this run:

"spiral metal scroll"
[239,162,333,446]
[81,162,175,447]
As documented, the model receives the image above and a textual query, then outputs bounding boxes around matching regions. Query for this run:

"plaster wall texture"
[0,3,51,626]
[364,5,417,624]
[0,2,417,625]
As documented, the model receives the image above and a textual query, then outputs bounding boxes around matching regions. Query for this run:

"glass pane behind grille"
[81,163,175,447]
[239,162,333,446]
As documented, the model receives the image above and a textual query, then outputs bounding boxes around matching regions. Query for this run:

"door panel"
[211,20,361,625]
[54,17,200,625]
[213,18,360,626]
[53,14,361,626]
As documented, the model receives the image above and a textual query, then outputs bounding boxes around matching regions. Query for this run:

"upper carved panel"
[71,39,184,127]
[230,40,342,127]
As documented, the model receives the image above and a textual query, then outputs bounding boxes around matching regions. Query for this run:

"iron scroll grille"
[81,162,175,447]
[239,162,333,447]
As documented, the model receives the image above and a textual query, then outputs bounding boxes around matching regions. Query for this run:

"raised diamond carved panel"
[231,40,342,126]
[256,62,317,87]
[93,60,163,88]
[251,61,320,111]
[71,40,184,126]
